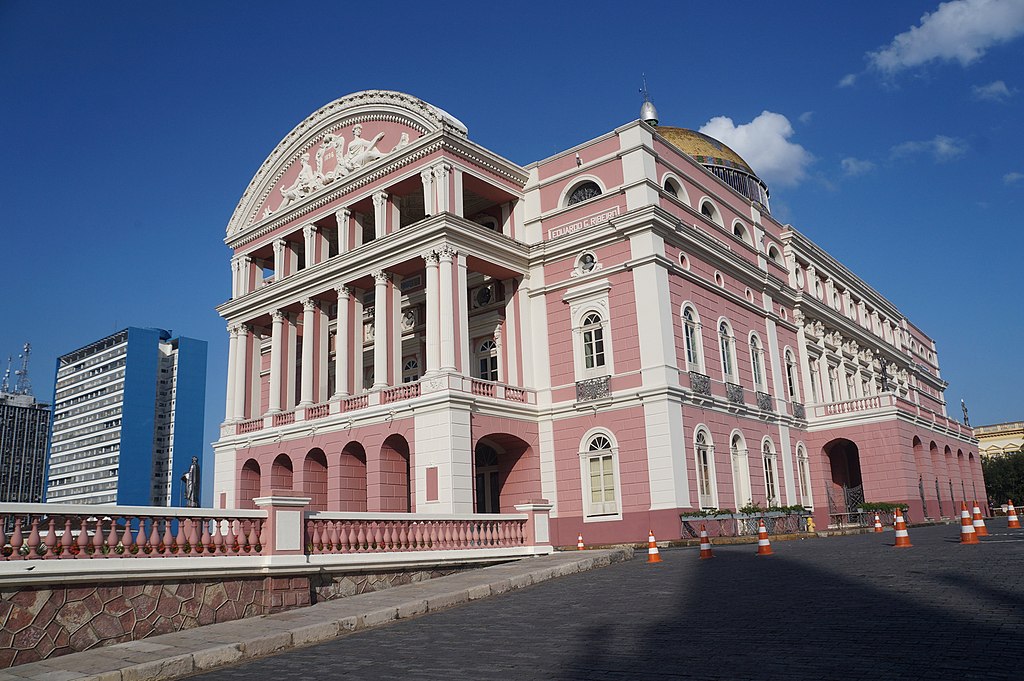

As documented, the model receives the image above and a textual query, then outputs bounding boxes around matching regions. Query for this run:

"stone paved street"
[190,521,1024,680]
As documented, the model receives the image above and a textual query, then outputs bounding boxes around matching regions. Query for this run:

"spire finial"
[639,74,659,126]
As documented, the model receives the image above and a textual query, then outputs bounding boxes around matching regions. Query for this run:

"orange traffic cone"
[1008,500,1021,529]
[756,519,773,556]
[893,508,912,548]
[873,513,883,532]
[646,530,662,563]
[959,502,979,545]
[577,533,585,550]
[971,501,989,538]
[699,524,714,560]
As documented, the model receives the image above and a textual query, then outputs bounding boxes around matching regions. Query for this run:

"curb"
[0,548,633,681]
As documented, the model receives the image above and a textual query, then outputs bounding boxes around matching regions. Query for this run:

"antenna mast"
[14,343,32,396]
[1,356,10,394]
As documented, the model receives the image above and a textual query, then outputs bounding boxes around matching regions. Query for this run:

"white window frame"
[560,175,606,208]
[660,172,691,206]
[579,429,622,521]
[681,303,704,372]
[402,357,420,383]
[762,438,779,507]
[475,339,499,381]
[730,431,752,509]
[749,333,766,391]
[699,197,724,227]
[784,348,799,402]
[564,279,614,381]
[694,427,718,509]
[796,443,813,508]
[718,319,737,383]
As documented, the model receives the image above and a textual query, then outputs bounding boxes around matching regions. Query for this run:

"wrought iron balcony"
[792,402,806,420]
[688,371,711,396]
[756,391,773,411]
[576,375,610,402]
[726,382,745,405]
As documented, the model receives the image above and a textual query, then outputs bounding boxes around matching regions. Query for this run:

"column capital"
[302,298,317,312]
[335,207,351,222]
[235,323,250,335]
[271,310,286,322]
[433,162,452,179]
[421,250,439,266]
[437,244,458,261]
[372,190,389,208]
[227,324,239,338]
[273,239,287,254]
[335,283,351,298]
[372,270,391,285]
[420,167,435,183]
[302,223,318,239]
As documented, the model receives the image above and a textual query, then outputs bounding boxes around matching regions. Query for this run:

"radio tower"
[14,343,32,396]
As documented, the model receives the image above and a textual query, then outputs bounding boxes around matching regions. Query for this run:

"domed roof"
[657,127,754,174]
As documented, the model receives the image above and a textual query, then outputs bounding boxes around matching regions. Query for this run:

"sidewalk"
[0,548,633,681]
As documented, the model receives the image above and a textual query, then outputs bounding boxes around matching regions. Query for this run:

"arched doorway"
[337,441,368,512]
[473,434,535,514]
[239,459,261,509]
[303,449,328,511]
[730,432,752,509]
[823,438,863,523]
[374,435,411,512]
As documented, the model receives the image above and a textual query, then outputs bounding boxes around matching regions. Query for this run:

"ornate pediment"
[226,90,468,238]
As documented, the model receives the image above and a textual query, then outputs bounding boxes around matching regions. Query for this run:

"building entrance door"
[474,444,500,514]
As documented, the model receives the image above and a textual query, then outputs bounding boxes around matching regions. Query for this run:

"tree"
[981,451,1024,506]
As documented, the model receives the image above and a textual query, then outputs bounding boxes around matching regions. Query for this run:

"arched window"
[476,339,498,381]
[663,177,679,198]
[719,320,735,381]
[402,358,420,383]
[767,245,783,266]
[583,433,618,517]
[796,444,812,507]
[700,200,721,225]
[762,439,778,506]
[695,429,716,508]
[582,312,606,370]
[682,306,703,371]
[730,432,751,508]
[750,334,765,390]
[785,349,799,401]
[567,181,602,206]
[733,221,750,245]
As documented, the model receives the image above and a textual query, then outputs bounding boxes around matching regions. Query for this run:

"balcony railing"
[272,410,296,427]
[305,514,526,554]
[792,402,806,420]
[756,391,773,411]
[381,383,421,404]
[576,376,610,402]
[237,417,264,434]
[726,382,745,405]
[688,371,711,396]
[305,403,330,420]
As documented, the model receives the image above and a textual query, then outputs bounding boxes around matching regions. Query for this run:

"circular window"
[567,181,601,206]
[780,307,788,320]
[679,252,690,270]
[476,287,492,306]
[714,272,725,288]
[745,288,754,302]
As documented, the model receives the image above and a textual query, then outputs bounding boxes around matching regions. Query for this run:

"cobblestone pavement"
[191,520,1024,681]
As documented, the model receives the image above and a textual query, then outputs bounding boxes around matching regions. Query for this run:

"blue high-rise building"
[46,328,207,506]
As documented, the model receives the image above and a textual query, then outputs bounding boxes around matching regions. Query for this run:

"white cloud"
[841,157,876,176]
[972,80,1015,100]
[890,135,969,162]
[838,73,858,88]
[798,111,815,124]
[699,112,814,188]
[1004,171,1024,184]
[869,0,1024,74]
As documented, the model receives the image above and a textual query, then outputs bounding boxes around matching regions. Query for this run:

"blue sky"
[2,1,1022,482]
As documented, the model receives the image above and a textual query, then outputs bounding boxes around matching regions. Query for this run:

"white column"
[433,163,451,213]
[230,257,241,298]
[302,223,317,269]
[273,239,287,280]
[268,310,284,414]
[334,285,350,397]
[233,324,249,421]
[372,191,388,238]
[300,298,316,406]
[335,208,350,255]
[240,256,253,296]
[456,251,470,374]
[422,251,440,374]
[372,271,390,388]
[225,325,238,420]
[421,168,435,216]
[438,245,456,371]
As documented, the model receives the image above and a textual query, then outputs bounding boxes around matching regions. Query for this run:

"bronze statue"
[181,456,201,507]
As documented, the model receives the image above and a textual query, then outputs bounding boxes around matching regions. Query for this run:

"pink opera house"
[212,90,981,545]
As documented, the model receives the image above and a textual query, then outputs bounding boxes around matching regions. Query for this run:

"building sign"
[547,206,620,240]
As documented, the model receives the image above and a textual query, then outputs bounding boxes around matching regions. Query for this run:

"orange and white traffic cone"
[893,508,912,548]
[646,530,662,563]
[971,501,989,538]
[577,533,585,550]
[1008,500,1021,529]
[756,519,773,556]
[959,502,979,545]
[698,524,714,560]
[873,513,883,532]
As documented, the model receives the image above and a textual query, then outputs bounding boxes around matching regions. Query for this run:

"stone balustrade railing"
[305,513,527,555]
[0,504,266,561]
